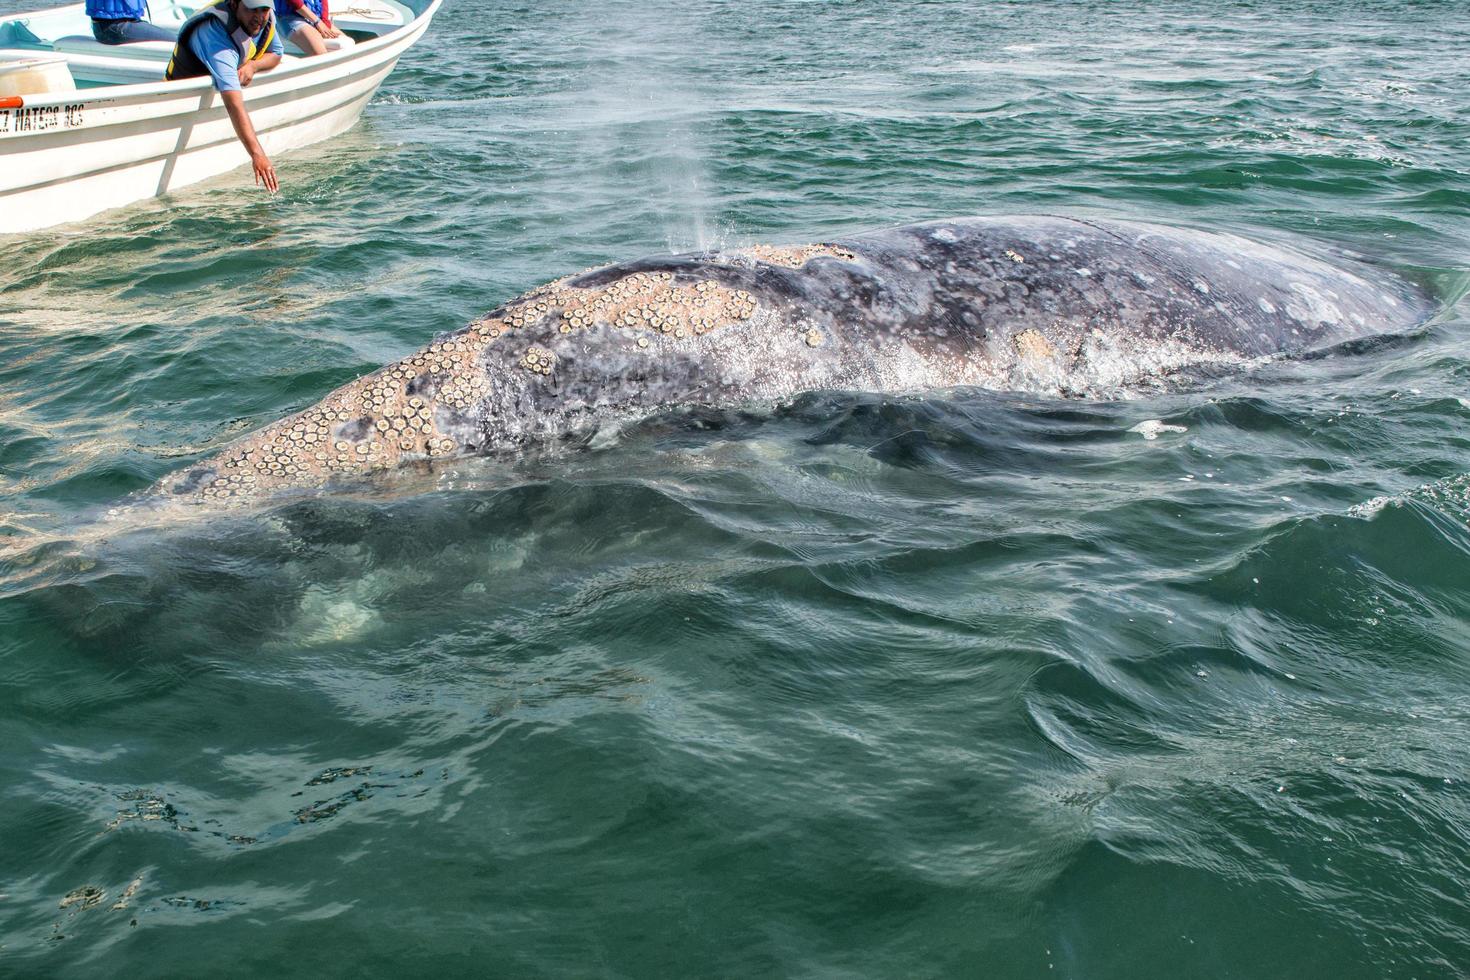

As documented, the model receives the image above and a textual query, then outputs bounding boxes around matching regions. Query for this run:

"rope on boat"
[337,5,399,20]
[160,1,398,21]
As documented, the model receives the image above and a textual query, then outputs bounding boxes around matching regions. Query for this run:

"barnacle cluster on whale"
[192,242,861,500]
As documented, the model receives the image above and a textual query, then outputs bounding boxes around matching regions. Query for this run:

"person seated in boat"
[164,0,284,192]
[274,0,342,56]
[87,0,176,44]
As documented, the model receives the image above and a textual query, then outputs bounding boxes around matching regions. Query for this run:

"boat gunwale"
[0,0,439,110]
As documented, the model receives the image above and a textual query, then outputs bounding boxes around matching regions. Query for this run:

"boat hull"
[0,0,436,233]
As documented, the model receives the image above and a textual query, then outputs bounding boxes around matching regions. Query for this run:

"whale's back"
[148,216,1432,506]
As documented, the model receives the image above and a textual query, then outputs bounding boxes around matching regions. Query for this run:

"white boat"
[0,0,439,234]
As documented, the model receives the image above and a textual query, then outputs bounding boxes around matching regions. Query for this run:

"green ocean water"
[2,0,1469,975]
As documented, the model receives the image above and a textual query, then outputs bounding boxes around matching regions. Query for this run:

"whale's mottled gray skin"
[158,216,1429,502]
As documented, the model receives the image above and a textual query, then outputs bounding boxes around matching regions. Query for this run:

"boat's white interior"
[0,0,412,88]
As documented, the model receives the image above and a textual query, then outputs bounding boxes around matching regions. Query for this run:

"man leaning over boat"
[165,0,284,192]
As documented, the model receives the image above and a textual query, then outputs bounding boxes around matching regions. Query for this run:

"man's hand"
[222,89,279,193]
[238,61,257,87]
[251,149,278,193]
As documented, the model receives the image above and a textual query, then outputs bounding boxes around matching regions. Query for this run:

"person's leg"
[116,18,176,42]
[91,19,126,44]
[91,18,175,43]
[288,22,327,56]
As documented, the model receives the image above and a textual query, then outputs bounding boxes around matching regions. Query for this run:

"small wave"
[1350,473,1470,525]
[1208,128,1415,166]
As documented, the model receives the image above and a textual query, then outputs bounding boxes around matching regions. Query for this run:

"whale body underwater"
[156,215,1430,503]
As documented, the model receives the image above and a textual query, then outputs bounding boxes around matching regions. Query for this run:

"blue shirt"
[186,15,283,93]
[86,0,148,19]
[273,0,323,21]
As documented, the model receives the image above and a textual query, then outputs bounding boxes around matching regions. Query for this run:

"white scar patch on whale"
[995,320,1251,400]
[292,585,383,645]
[1285,281,1346,325]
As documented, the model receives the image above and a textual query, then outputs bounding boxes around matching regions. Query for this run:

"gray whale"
[158,215,1429,502]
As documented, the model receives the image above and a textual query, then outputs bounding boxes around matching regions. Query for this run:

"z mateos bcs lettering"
[0,102,86,136]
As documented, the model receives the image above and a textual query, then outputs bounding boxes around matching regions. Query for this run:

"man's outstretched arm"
[221,90,278,192]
